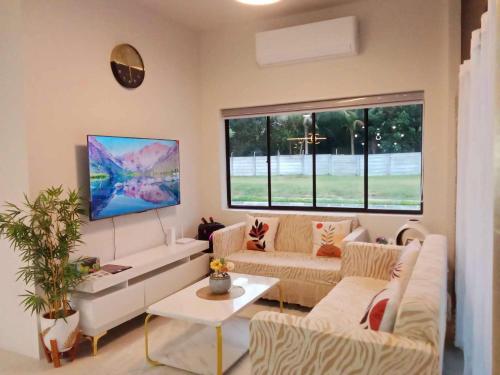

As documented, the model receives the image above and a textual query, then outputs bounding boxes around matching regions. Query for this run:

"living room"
[0,0,497,374]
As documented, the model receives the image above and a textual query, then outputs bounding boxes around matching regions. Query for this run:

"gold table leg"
[278,283,284,313]
[87,332,106,356]
[144,314,164,367]
[216,325,223,375]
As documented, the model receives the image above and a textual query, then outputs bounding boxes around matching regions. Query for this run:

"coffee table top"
[146,273,279,327]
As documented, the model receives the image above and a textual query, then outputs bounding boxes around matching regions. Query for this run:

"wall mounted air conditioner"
[256,16,358,66]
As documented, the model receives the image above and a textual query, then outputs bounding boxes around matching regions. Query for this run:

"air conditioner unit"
[256,16,358,66]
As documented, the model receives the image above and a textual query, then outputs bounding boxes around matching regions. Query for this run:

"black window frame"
[225,105,423,215]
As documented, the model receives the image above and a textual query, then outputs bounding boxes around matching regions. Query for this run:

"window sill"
[222,206,422,218]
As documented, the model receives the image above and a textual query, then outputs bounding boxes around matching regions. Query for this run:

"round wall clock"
[110,44,145,89]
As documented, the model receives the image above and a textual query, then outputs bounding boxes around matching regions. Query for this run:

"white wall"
[21,0,203,237]
[199,0,460,252]
[1,0,461,359]
[1,0,203,358]
[0,0,40,359]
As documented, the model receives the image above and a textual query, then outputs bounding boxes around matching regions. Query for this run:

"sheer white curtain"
[455,3,496,375]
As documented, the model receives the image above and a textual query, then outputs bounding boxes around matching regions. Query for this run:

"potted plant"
[209,258,235,294]
[0,186,85,353]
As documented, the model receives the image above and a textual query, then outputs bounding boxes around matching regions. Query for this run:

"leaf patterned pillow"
[360,281,401,332]
[389,239,421,291]
[311,220,351,257]
[243,215,280,252]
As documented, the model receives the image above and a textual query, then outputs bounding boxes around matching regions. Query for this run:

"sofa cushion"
[390,239,420,290]
[226,250,342,286]
[311,220,352,257]
[243,215,280,251]
[359,281,401,332]
[250,213,358,253]
[308,276,388,327]
[393,235,447,350]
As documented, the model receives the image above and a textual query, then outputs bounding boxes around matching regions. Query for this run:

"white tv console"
[72,240,209,355]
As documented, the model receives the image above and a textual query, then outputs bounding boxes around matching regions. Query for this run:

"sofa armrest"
[212,222,246,258]
[250,312,438,375]
[341,242,402,280]
[341,226,369,249]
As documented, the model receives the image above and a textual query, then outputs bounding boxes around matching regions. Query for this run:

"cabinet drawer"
[145,253,209,306]
[73,282,144,334]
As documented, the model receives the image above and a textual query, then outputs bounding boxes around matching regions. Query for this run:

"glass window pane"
[228,117,268,206]
[368,104,423,211]
[315,110,365,208]
[270,113,313,206]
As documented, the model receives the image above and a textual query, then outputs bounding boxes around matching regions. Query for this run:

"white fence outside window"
[230,152,421,177]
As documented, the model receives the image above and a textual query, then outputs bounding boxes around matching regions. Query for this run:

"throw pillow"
[389,239,421,291]
[311,220,351,257]
[360,281,401,332]
[243,215,279,252]
[360,239,421,332]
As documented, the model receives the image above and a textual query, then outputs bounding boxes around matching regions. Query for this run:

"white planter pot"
[40,310,80,353]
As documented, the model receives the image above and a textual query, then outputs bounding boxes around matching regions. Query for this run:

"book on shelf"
[100,264,132,274]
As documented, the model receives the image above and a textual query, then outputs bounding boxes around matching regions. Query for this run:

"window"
[224,92,423,213]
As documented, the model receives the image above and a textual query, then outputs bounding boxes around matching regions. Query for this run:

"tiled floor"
[0,300,463,375]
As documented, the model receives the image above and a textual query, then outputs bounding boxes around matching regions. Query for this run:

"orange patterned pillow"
[360,282,401,332]
[243,215,279,252]
[311,220,351,257]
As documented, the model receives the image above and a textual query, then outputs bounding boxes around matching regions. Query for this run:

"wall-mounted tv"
[87,135,180,221]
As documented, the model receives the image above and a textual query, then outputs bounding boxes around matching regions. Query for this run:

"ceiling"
[138,0,355,31]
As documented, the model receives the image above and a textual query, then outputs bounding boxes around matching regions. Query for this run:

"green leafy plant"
[0,186,85,319]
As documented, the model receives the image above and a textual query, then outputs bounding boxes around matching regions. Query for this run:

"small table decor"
[209,258,235,294]
[196,285,245,301]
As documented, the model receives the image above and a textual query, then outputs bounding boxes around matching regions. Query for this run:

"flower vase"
[209,273,231,294]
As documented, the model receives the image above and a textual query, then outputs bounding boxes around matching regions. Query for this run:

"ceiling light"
[236,0,281,5]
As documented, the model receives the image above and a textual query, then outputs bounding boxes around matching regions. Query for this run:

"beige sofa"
[249,235,448,375]
[212,213,368,307]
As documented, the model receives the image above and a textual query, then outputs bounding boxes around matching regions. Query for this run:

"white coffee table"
[144,273,282,375]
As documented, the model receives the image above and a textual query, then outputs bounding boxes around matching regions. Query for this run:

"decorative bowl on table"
[209,258,235,294]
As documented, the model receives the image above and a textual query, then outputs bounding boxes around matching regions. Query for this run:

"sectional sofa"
[212,213,368,307]
[249,235,448,375]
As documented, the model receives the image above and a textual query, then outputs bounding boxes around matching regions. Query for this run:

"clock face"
[110,44,145,89]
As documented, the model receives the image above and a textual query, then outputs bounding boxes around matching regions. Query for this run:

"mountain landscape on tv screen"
[88,136,180,220]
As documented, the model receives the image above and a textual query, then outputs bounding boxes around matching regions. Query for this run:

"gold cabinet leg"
[144,314,164,367]
[216,325,223,375]
[92,332,107,356]
[278,284,284,313]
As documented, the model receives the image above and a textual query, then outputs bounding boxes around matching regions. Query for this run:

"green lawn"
[230,175,421,208]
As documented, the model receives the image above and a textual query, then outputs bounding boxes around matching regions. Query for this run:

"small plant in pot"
[0,187,85,353]
[209,258,235,294]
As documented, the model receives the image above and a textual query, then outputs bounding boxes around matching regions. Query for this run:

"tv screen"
[87,135,180,221]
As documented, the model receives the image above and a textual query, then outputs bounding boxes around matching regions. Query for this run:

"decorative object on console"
[110,44,145,89]
[311,220,351,257]
[375,236,389,245]
[76,257,100,275]
[100,264,132,274]
[244,215,280,251]
[0,187,85,362]
[209,258,235,294]
[87,135,180,220]
[175,222,196,244]
[395,219,429,245]
[198,217,225,253]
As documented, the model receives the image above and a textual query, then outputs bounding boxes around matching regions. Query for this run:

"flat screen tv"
[87,135,180,221]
